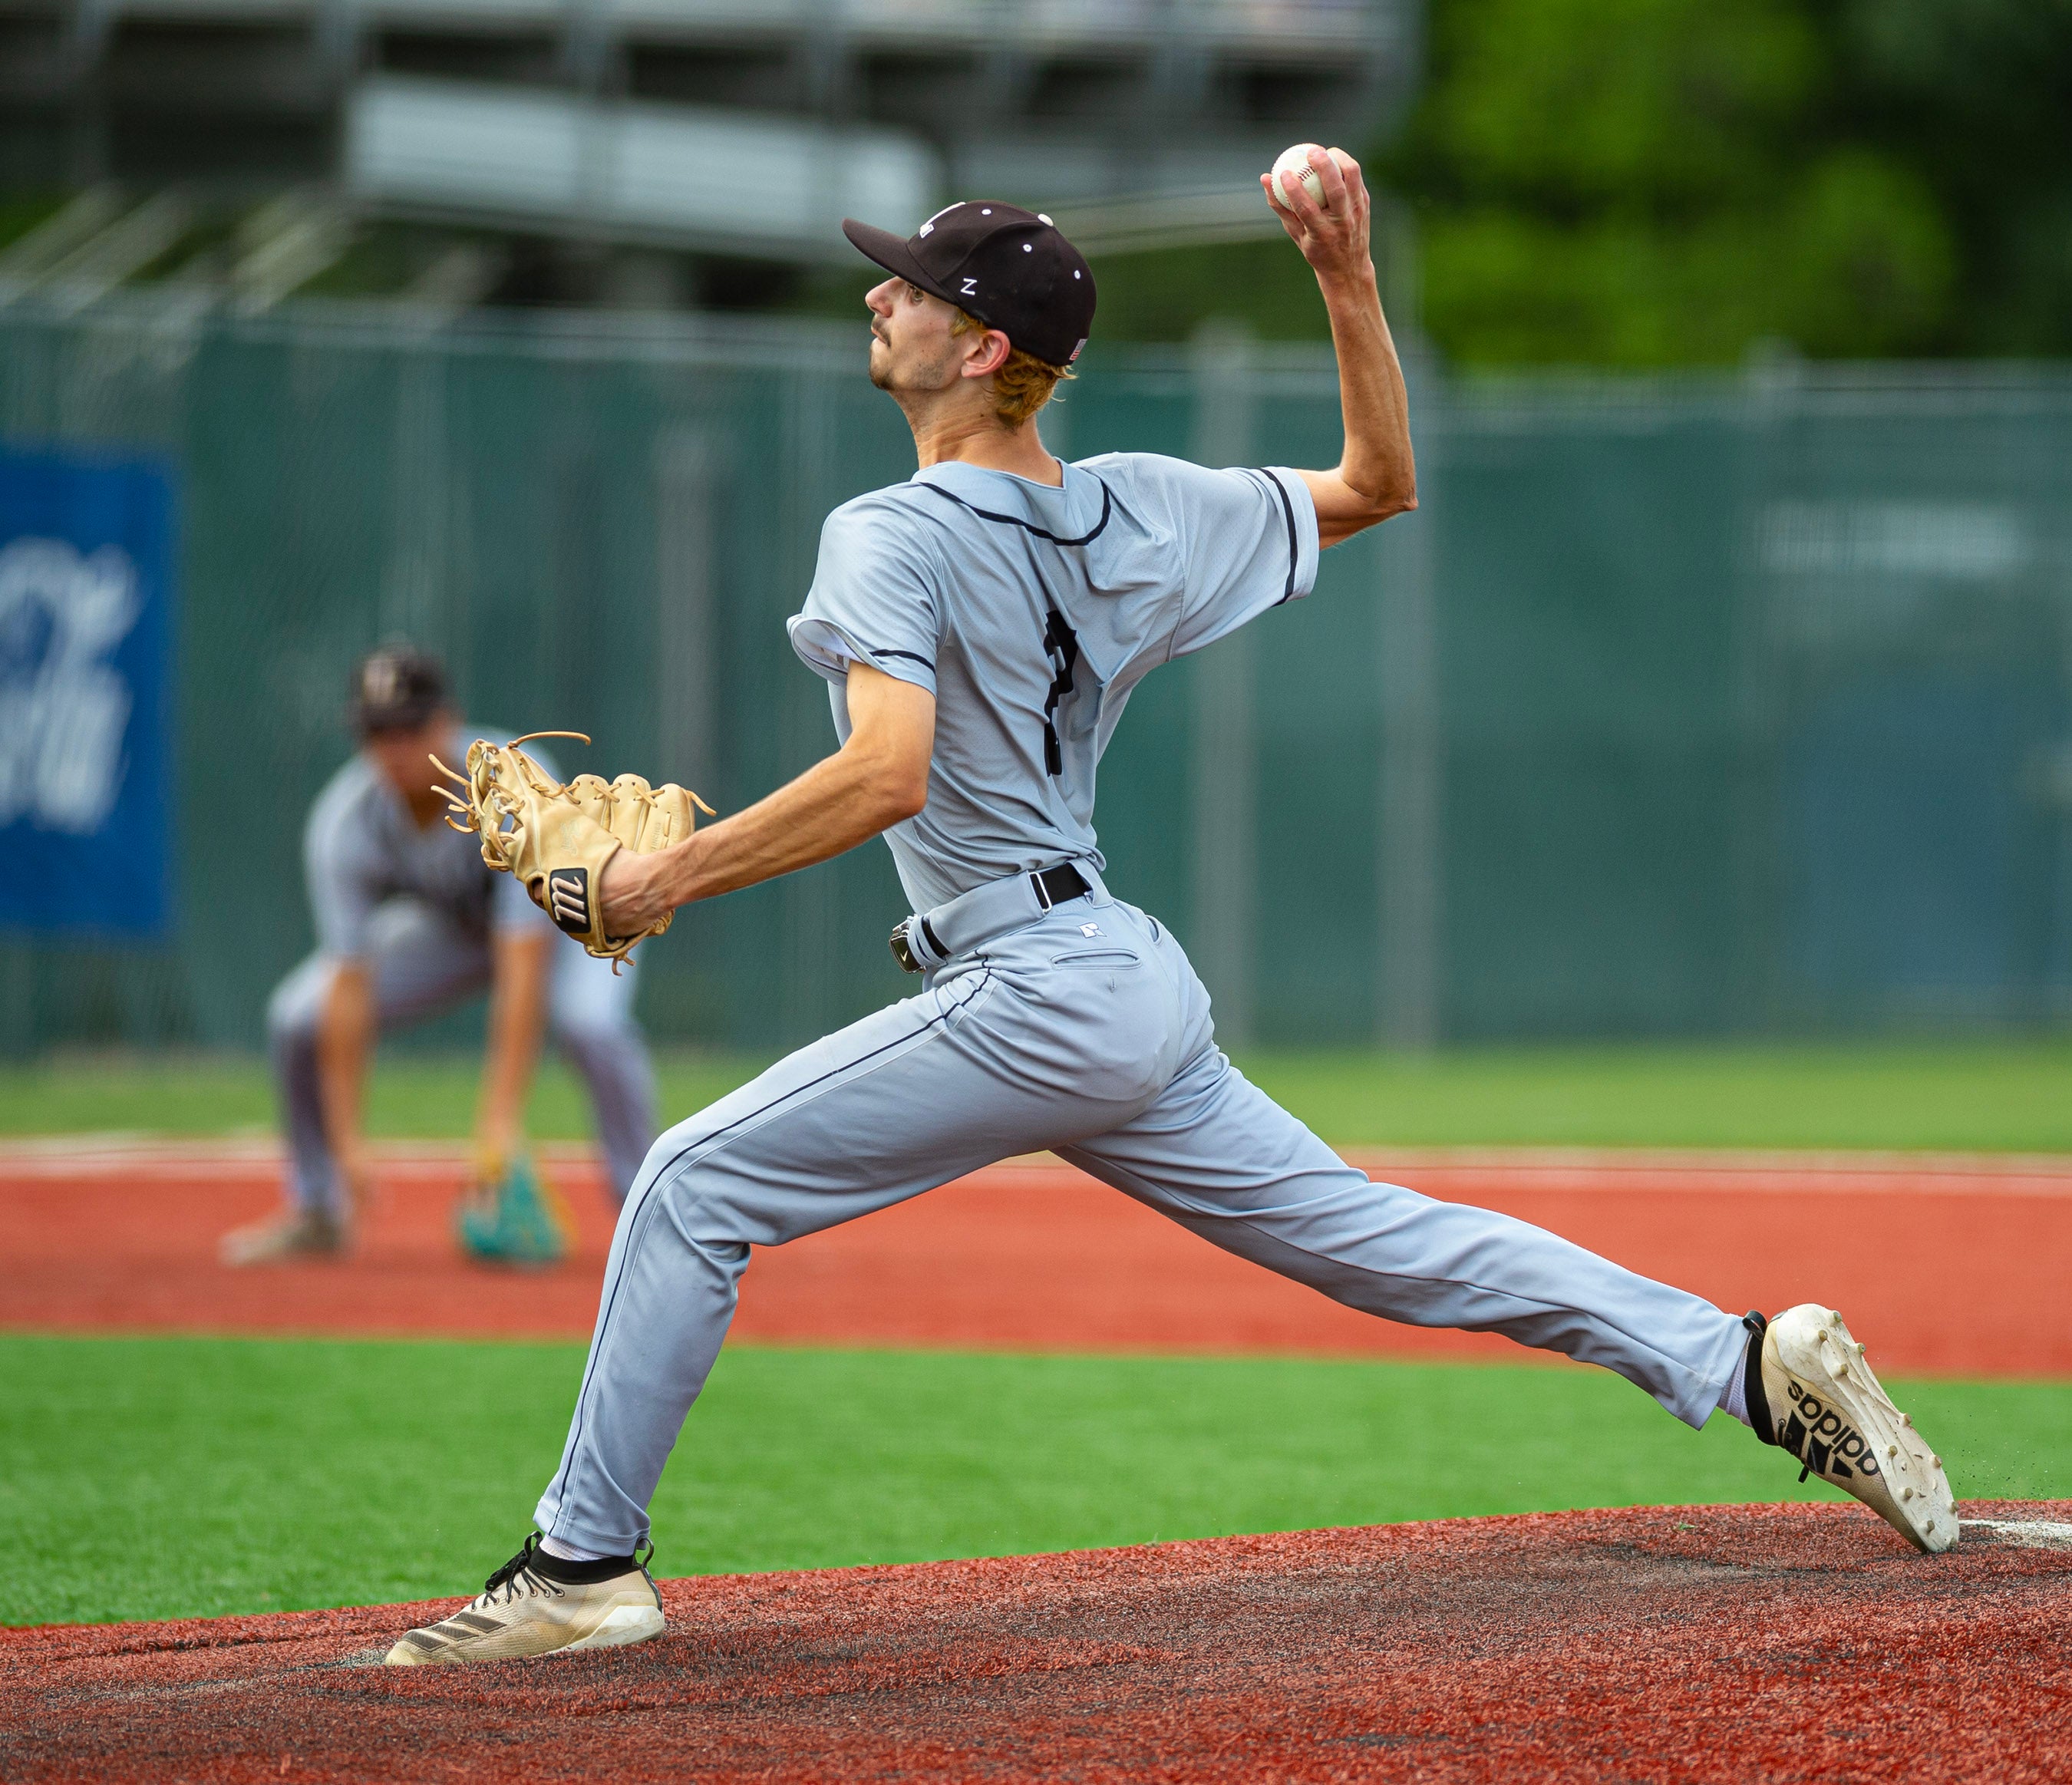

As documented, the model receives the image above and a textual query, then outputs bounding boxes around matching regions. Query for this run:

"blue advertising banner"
[0,446,175,936]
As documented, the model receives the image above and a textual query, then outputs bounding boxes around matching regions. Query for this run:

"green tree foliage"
[1837,0,2072,353]
[1394,0,1961,365]
[789,1,2068,364]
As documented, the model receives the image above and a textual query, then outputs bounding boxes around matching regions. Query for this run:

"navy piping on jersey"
[916,475,1114,547]
[871,647,935,671]
[1239,467,1302,605]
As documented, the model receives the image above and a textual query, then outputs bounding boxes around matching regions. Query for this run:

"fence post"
[1375,353,1440,1049]
[1188,322,1257,1048]
[654,427,717,797]
[380,339,454,662]
[779,363,839,1041]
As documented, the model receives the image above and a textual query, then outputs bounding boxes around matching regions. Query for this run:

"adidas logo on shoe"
[1745,1305,1958,1555]
[1775,1377,1879,1483]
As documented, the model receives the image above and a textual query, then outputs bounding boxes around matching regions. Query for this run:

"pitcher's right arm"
[1265,147,1417,547]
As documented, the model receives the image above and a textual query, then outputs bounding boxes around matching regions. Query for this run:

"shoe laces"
[477,1533,563,1608]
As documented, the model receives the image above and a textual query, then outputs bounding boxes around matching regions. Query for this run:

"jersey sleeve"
[1164,464,1321,659]
[305,802,380,958]
[787,497,945,695]
[490,866,553,936]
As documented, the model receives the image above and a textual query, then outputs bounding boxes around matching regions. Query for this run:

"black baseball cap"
[348,642,447,737]
[842,202,1097,370]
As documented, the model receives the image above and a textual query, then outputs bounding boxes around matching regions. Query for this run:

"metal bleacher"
[0,0,1414,283]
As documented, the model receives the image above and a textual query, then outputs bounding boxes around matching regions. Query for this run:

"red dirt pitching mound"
[8,1501,2070,1783]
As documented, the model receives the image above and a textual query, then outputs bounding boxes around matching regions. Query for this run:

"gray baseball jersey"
[789,454,1319,911]
[302,726,553,956]
[536,448,1748,1556]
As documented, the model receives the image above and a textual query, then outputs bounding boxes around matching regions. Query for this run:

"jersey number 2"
[1041,609,1080,777]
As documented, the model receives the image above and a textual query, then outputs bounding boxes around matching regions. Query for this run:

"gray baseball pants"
[536,883,1748,1556]
[269,898,657,1209]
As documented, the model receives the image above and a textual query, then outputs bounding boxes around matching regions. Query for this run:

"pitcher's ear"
[963,328,1014,379]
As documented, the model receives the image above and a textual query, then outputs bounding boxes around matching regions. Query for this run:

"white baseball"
[1268,143,1356,213]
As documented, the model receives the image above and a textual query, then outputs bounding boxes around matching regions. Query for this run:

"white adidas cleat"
[384,1534,665,1666]
[1744,1305,1958,1555]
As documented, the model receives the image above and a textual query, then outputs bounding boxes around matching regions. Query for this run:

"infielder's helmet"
[348,642,447,737]
[842,202,1096,369]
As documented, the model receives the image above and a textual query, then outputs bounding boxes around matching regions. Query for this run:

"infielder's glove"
[434,731,714,969]
[455,1151,572,1269]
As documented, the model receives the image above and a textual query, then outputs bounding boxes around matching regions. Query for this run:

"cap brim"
[351,702,441,739]
[841,219,962,308]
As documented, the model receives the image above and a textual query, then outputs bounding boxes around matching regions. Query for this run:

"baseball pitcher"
[219,645,660,1267]
[387,151,1955,1665]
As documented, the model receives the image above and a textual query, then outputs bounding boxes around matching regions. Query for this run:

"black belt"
[889,861,1092,973]
[1031,860,1091,909]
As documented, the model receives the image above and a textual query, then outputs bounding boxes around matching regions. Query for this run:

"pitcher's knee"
[626,1126,741,1231]
[624,1163,758,1275]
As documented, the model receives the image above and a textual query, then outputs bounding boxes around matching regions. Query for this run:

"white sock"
[1714,1337,1753,1428]
[539,1533,609,1563]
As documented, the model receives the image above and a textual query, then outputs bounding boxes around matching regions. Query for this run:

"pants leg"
[534,905,1192,1555]
[546,939,657,1203]
[266,902,492,1215]
[533,889,1747,1559]
[1061,1043,1748,1430]
[267,954,345,1216]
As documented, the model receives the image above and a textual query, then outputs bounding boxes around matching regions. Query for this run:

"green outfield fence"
[4,295,2071,1054]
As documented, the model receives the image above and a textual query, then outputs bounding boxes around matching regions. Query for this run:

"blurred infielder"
[388,149,1957,1665]
[220,645,658,1268]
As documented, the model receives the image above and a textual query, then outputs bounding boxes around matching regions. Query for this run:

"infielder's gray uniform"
[536,456,1748,1555]
[272,730,658,1210]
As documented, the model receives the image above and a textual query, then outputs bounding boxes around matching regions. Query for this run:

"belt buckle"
[889,919,921,974]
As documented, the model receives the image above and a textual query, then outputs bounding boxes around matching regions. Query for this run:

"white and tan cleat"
[384,1535,665,1666]
[1744,1305,1957,1554]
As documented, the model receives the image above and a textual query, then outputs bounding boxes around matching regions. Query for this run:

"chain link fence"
[3,294,2070,1054]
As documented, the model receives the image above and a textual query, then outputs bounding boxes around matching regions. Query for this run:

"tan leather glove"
[436,732,713,970]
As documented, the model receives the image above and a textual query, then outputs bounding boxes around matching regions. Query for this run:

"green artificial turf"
[8,1040,2072,1151]
[0,1050,774,1144]
[6,1334,2067,1626]
[1241,1042,2072,1153]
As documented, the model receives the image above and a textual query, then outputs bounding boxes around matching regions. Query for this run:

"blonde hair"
[949,305,1074,427]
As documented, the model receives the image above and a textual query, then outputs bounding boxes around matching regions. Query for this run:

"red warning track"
[5,1142,2072,1376]
[6,1502,2069,1783]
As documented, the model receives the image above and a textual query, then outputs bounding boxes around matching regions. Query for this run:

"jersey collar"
[912,459,1100,530]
